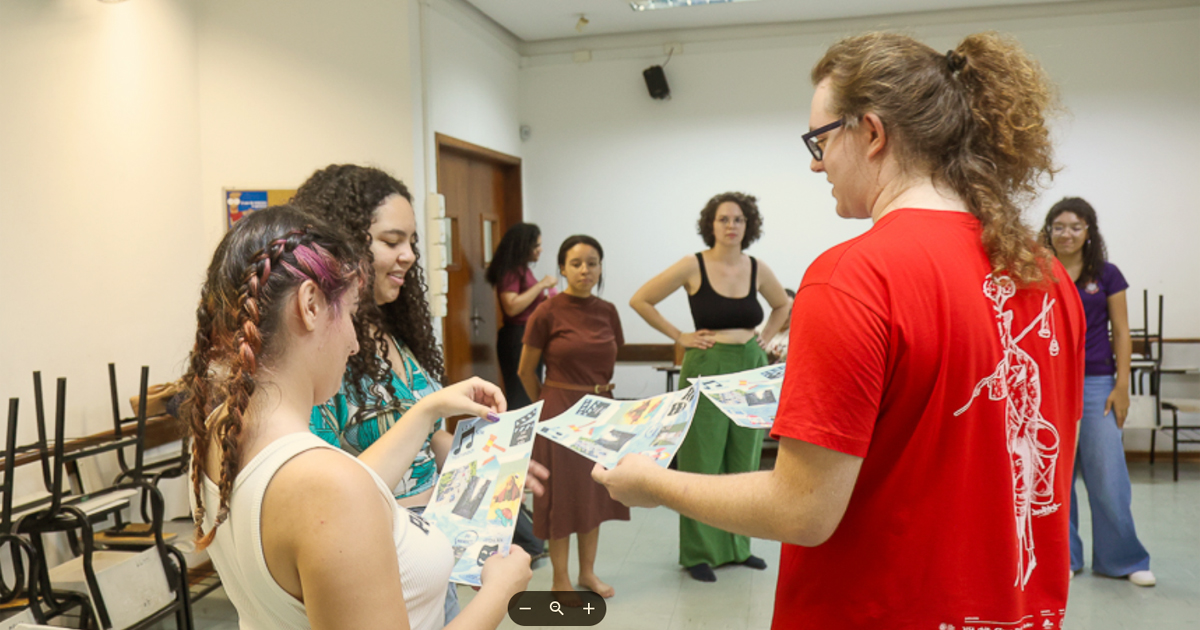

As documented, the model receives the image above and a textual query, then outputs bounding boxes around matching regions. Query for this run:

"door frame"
[434,132,524,382]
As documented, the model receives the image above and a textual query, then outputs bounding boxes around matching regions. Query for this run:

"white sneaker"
[1128,570,1156,587]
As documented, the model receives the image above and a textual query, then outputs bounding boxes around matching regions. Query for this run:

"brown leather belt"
[544,379,614,395]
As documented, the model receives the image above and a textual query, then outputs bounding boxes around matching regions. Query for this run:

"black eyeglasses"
[802,119,844,162]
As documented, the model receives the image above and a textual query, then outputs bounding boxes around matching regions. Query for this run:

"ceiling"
[464,0,1089,42]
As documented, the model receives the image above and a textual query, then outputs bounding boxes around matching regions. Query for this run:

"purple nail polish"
[486,411,501,423]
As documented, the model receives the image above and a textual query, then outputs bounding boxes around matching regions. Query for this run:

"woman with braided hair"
[594,32,1088,627]
[181,206,535,629]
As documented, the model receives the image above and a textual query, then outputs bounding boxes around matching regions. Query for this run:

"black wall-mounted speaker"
[643,65,670,100]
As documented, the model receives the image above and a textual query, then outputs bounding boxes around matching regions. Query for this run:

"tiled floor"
[173,461,1198,629]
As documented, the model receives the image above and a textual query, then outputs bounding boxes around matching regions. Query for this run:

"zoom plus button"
[508,591,607,626]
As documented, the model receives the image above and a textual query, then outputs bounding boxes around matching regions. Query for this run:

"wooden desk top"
[8,414,184,468]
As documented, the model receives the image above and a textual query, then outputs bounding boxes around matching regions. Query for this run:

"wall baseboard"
[1125,451,1200,463]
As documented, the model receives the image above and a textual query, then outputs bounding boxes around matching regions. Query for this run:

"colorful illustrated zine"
[689,364,787,429]
[536,387,699,469]
[423,401,543,586]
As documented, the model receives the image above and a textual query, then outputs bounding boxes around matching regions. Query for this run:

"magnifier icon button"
[549,601,564,616]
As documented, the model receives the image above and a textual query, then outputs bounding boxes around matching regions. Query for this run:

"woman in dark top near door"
[486,223,556,408]
[1043,197,1154,587]
[629,192,791,582]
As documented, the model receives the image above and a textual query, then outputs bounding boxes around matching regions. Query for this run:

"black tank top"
[688,253,764,331]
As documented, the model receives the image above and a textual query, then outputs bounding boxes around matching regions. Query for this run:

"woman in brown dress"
[517,234,628,598]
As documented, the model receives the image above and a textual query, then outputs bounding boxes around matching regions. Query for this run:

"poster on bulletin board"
[225,189,296,228]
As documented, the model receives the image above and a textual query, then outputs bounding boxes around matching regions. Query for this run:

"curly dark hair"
[292,164,446,398]
[1042,197,1108,285]
[697,191,763,249]
[180,205,379,547]
[486,222,540,287]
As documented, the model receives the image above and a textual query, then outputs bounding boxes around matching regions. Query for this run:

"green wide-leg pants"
[676,338,767,568]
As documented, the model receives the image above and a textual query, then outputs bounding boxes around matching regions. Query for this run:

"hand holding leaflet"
[423,401,543,586]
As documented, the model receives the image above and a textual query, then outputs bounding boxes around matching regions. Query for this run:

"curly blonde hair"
[813,31,1061,285]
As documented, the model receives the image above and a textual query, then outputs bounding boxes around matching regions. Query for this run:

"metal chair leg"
[1171,408,1179,482]
[167,545,196,630]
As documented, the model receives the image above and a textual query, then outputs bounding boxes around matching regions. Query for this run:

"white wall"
[520,39,859,350]
[521,38,855,399]
[1020,9,1200,341]
[416,0,523,217]
[412,0,522,338]
[518,5,1200,403]
[421,0,522,178]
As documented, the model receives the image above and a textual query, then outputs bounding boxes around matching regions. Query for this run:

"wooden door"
[436,134,522,388]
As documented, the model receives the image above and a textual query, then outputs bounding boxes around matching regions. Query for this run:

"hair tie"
[945,50,967,73]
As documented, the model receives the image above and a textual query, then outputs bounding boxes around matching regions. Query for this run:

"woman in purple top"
[486,223,557,408]
[1043,197,1153,587]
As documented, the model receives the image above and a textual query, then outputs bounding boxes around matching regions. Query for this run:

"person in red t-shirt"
[593,31,1086,628]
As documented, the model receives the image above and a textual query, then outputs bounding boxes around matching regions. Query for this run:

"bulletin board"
[224,189,296,228]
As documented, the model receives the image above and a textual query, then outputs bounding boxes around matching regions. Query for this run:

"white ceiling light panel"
[631,0,763,11]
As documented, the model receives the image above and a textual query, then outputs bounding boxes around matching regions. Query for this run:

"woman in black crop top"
[629,191,791,582]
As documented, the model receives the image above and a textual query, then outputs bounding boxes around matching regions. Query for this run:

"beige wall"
[197,0,418,250]
[0,0,204,448]
[0,0,528,499]
[0,0,420,485]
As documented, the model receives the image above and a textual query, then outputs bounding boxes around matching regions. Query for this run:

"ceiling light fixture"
[630,0,759,11]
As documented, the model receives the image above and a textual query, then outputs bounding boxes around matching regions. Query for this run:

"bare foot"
[578,573,615,599]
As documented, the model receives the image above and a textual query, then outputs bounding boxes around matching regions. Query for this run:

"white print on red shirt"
[954,276,1062,590]
[941,608,1066,629]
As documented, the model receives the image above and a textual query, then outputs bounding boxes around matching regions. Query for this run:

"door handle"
[470,308,484,337]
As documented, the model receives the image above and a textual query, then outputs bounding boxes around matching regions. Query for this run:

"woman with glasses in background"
[1043,197,1154,587]
[628,192,791,582]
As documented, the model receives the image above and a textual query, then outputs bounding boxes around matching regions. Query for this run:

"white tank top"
[192,432,454,630]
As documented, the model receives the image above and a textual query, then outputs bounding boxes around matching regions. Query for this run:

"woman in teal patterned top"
[294,164,458,620]
[295,164,453,506]
[311,338,447,500]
